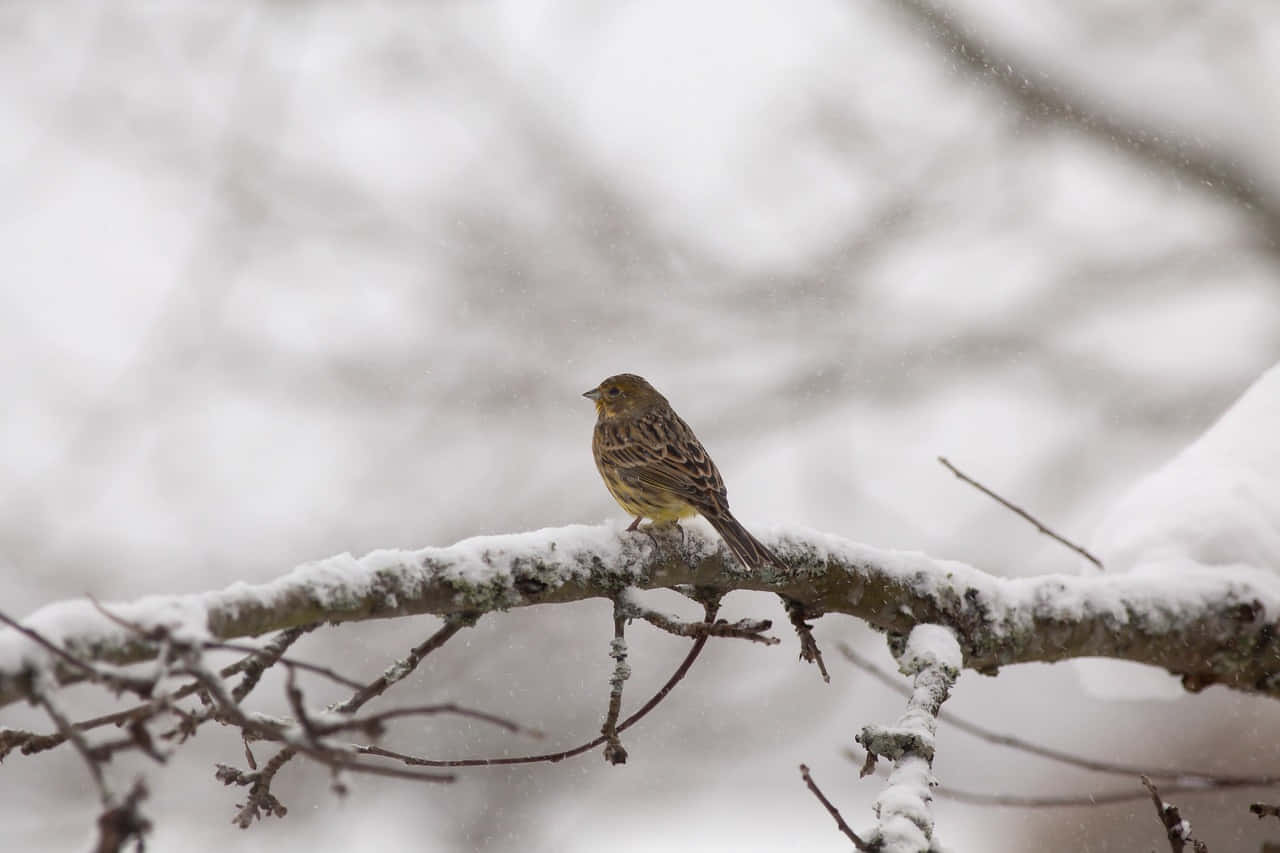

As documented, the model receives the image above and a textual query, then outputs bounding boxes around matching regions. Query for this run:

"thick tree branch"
[3,523,1279,710]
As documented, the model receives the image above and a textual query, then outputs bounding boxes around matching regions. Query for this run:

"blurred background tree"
[2,0,1277,850]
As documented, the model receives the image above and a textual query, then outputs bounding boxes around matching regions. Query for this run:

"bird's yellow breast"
[597,466,698,522]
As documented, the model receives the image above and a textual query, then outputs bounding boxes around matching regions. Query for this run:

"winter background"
[3,1,1279,850]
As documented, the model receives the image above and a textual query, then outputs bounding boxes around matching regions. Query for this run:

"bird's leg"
[627,516,643,532]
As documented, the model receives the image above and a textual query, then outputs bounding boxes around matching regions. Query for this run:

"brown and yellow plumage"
[584,373,785,570]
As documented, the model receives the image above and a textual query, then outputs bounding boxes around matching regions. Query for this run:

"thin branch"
[938,456,1104,569]
[36,691,112,807]
[624,599,778,646]
[1250,803,1280,821]
[219,748,294,828]
[179,660,456,785]
[13,627,325,758]
[315,703,541,739]
[357,600,721,768]
[1142,775,1209,853]
[799,764,871,852]
[932,779,1279,808]
[600,604,630,765]
[94,778,151,853]
[844,746,1280,808]
[211,618,471,826]
[784,598,830,682]
[839,643,1278,786]
[332,618,468,714]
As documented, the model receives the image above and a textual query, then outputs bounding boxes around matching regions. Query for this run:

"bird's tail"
[703,508,786,570]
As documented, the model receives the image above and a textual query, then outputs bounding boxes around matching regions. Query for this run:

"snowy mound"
[1077,360,1280,700]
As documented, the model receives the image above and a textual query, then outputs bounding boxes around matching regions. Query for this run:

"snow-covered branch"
[3,521,1280,710]
[856,625,961,852]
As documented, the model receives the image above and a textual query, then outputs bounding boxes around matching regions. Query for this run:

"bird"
[584,373,786,570]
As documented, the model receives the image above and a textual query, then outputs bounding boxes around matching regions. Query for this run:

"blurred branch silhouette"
[886,0,1280,247]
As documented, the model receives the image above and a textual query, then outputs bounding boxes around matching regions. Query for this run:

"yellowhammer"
[584,373,785,570]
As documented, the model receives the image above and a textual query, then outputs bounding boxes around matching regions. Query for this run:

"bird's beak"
[582,388,601,401]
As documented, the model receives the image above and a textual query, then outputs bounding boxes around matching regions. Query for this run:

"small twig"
[633,609,779,645]
[357,600,722,768]
[217,626,319,700]
[839,643,1273,786]
[600,605,630,765]
[316,703,541,739]
[219,748,295,828]
[798,764,871,851]
[94,777,151,853]
[1142,775,1209,853]
[1251,803,1280,821]
[39,627,323,751]
[212,617,473,826]
[938,456,1104,569]
[36,691,113,806]
[784,599,830,682]
[333,618,469,714]
[182,660,456,785]
[843,748,1280,809]
[283,668,321,745]
[932,780,1253,808]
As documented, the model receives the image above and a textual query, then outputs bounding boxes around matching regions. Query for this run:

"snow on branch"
[3,521,1280,710]
[856,625,961,852]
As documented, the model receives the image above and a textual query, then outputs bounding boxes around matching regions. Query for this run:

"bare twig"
[843,746,1280,808]
[317,703,542,739]
[839,643,1277,786]
[332,618,469,714]
[14,627,331,759]
[36,691,112,806]
[625,601,778,646]
[1251,803,1280,820]
[1142,775,1209,853]
[219,748,294,828]
[181,661,456,785]
[799,764,871,851]
[784,598,830,682]
[94,778,151,853]
[933,780,1271,808]
[357,600,722,768]
[938,456,1104,569]
[208,618,472,825]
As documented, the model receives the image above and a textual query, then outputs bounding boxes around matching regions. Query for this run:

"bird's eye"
[607,387,621,397]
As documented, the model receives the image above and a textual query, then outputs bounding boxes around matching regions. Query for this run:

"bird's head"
[583,374,666,419]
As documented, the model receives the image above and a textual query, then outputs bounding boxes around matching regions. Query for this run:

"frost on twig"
[855,625,961,853]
